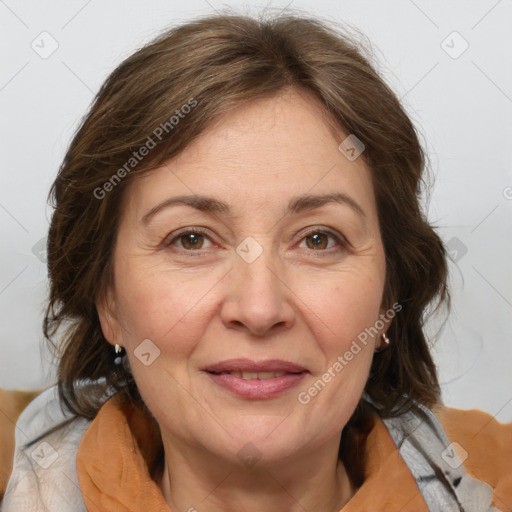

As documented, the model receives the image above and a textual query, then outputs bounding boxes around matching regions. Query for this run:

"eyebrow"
[141,192,366,225]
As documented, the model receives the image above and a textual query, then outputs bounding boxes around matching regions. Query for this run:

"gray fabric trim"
[1,381,116,512]
[381,401,501,512]
[1,385,90,512]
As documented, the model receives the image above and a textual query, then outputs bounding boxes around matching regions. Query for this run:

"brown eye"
[180,232,205,250]
[305,232,329,250]
[298,228,349,254]
[164,229,214,252]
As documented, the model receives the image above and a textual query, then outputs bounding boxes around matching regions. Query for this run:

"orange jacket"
[2,386,512,511]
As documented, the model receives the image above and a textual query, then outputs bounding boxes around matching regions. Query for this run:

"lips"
[203,358,308,399]
[220,371,288,380]
[203,358,308,374]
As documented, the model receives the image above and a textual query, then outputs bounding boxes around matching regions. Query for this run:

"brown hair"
[44,10,449,485]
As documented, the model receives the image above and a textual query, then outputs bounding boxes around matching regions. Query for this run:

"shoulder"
[1,385,91,512]
[0,388,41,497]
[435,406,512,510]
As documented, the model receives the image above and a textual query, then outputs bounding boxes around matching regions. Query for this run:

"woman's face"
[99,89,387,466]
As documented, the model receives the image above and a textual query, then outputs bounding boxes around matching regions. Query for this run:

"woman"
[2,11,511,512]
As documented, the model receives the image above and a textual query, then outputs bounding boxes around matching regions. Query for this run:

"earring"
[114,344,123,354]
[375,333,390,353]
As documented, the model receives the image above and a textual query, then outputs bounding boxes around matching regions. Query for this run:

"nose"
[219,244,295,337]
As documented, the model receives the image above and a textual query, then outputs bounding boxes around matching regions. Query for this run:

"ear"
[96,286,120,347]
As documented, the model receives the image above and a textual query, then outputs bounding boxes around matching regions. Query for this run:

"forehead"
[173,89,351,176]
[123,89,377,222]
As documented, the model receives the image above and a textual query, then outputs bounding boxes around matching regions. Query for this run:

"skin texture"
[98,88,388,512]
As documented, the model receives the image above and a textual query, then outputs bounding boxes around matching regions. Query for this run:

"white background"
[1,0,511,422]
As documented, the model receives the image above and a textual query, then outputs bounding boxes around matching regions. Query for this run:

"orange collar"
[76,394,428,512]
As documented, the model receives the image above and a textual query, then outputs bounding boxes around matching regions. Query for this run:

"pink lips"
[203,358,307,374]
[203,358,308,399]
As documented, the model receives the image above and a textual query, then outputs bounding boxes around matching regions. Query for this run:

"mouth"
[206,370,305,380]
[203,358,308,376]
[202,358,309,399]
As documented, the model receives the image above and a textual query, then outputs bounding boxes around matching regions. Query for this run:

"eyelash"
[163,227,349,257]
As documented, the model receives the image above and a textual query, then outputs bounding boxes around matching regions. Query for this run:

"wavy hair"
[43,10,450,487]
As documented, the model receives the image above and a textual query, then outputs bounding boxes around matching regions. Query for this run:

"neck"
[157,434,356,512]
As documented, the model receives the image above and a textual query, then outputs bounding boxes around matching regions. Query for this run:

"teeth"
[226,371,287,380]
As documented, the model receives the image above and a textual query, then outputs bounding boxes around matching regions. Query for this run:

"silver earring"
[114,344,123,354]
[382,333,390,346]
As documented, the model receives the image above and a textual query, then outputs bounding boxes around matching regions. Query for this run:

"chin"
[215,417,312,462]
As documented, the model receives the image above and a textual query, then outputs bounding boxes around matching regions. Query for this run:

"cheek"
[291,266,383,415]
[297,266,385,352]
[112,256,223,349]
